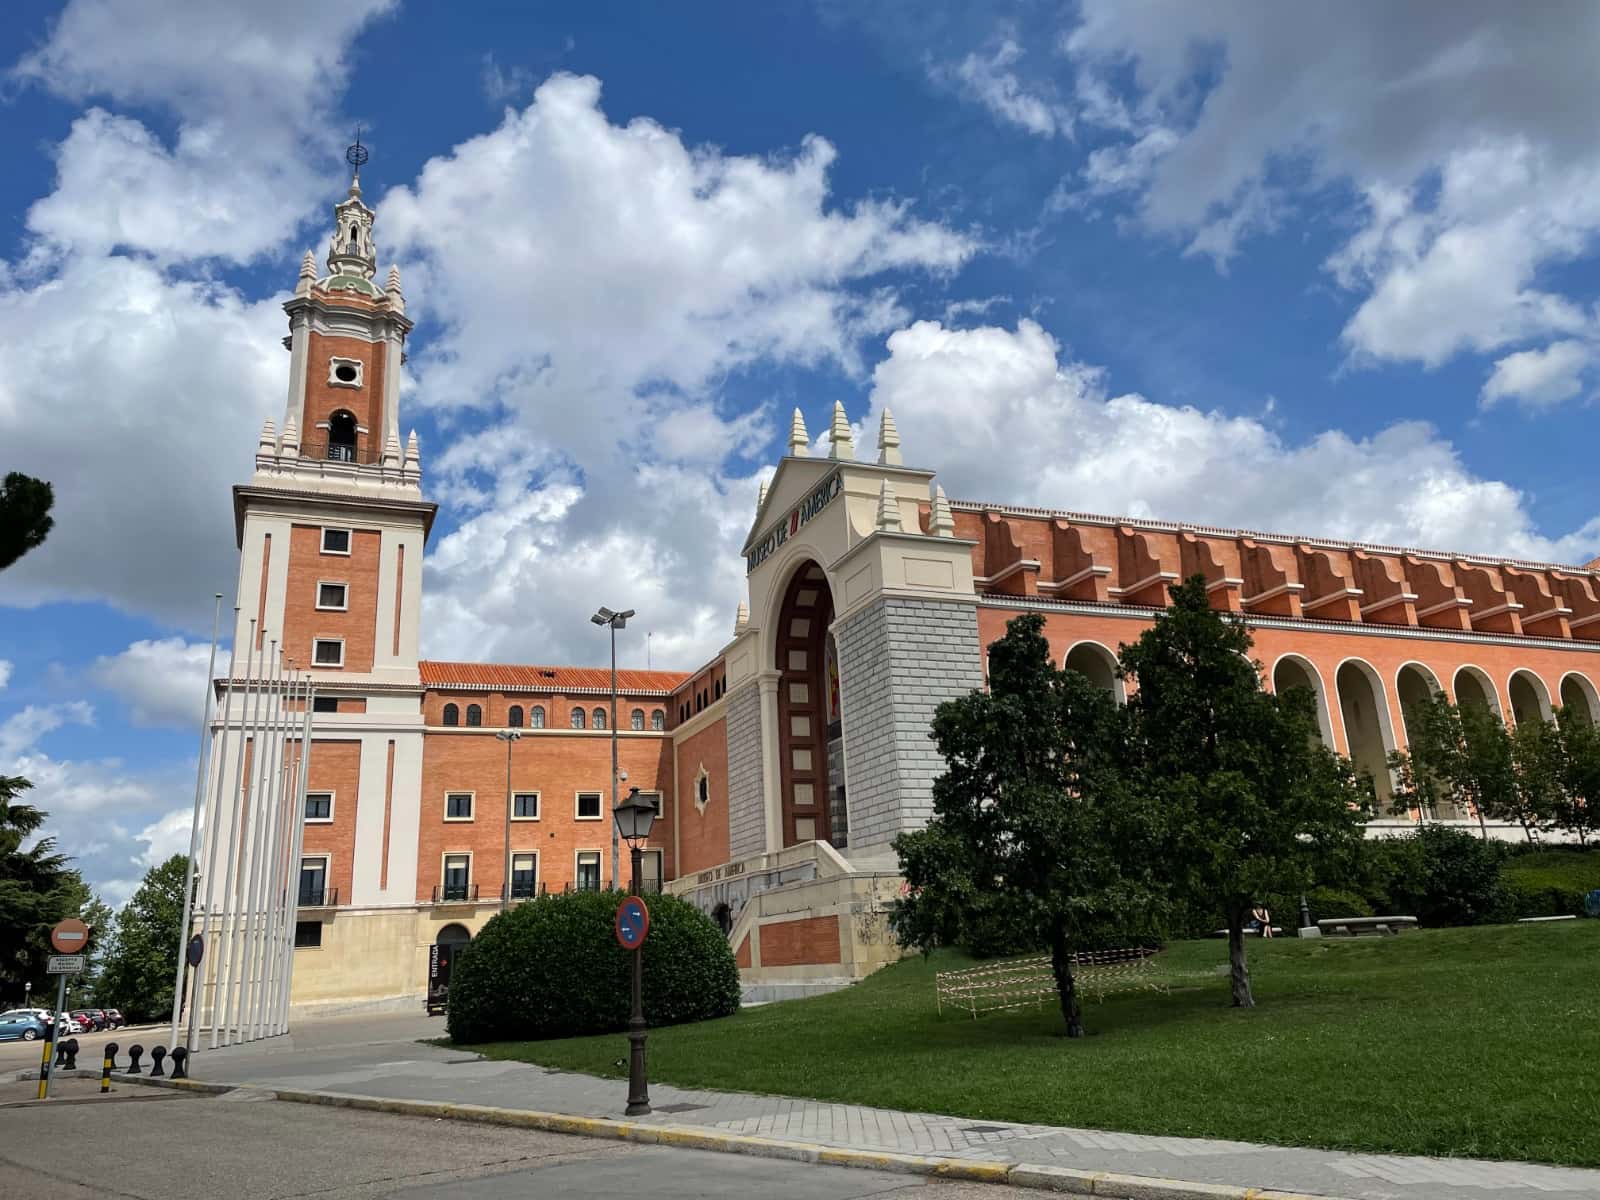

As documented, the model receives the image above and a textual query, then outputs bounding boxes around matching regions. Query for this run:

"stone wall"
[836,597,983,853]
[726,682,765,859]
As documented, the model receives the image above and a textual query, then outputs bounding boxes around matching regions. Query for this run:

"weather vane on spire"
[346,126,369,186]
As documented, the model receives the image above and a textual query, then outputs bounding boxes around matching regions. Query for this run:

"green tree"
[1119,577,1370,1008]
[891,613,1163,1036]
[1508,716,1562,842]
[0,776,86,1001]
[98,855,188,1023]
[67,894,116,1008]
[1553,708,1600,845]
[1393,693,1527,840]
[0,471,54,571]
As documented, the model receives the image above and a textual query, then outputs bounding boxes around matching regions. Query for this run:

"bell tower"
[232,136,436,687]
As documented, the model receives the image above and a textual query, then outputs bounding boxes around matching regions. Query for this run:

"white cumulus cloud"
[91,637,216,729]
[1480,340,1592,411]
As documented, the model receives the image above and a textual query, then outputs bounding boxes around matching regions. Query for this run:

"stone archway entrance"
[427,922,472,1015]
[774,560,840,848]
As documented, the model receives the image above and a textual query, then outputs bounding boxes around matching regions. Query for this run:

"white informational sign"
[47,954,86,974]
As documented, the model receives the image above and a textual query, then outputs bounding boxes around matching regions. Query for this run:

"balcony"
[297,885,339,909]
[502,882,549,903]
[433,883,479,904]
[292,436,386,466]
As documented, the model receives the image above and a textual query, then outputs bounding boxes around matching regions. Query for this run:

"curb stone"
[118,1075,1358,1200]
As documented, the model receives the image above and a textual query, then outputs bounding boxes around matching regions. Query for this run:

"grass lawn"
[463,921,1600,1166]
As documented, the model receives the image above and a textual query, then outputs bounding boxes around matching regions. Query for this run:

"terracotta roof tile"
[419,661,690,695]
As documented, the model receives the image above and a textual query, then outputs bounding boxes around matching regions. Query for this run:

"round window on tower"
[329,358,363,388]
[335,363,358,383]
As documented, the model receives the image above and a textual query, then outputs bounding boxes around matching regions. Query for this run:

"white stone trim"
[328,357,364,388]
[574,849,604,891]
[312,638,346,668]
[321,527,353,556]
[1269,653,1336,746]
[304,788,335,824]
[511,791,540,821]
[574,790,604,821]
[315,579,349,611]
[443,790,475,822]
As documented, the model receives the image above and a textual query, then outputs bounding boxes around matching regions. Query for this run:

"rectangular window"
[442,854,470,901]
[511,852,537,899]
[312,696,338,713]
[316,581,348,610]
[512,792,539,820]
[313,639,345,667]
[576,852,601,892]
[445,792,473,821]
[639,849,664,895]
[575,791,602,820]
[636,790,664,818]
[304,792,333,822]
[294,920,323,948]
[298,858,328,906]
[321,528,351,555]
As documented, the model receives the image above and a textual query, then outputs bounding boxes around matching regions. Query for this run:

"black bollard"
[149,1045,167,1077]
[126,1044,144,1074]
[62,1038,79,1071]
[101,1042,119,1094]
[170,1046,189,1080]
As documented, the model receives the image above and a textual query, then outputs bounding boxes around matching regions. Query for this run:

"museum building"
[198,174,1600,1015]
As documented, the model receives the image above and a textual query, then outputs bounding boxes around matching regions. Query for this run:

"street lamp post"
[590,606,634,888]
[613,787,655,1116]
[495,729,522,911]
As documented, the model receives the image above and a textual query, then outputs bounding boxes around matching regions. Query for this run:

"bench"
[935,947,1165,1017]
[1317,915,1418,937]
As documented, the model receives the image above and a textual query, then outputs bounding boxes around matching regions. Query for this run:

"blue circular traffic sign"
[615,896,650,950]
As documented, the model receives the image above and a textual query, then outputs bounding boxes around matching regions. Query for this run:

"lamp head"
[612,786,656,844]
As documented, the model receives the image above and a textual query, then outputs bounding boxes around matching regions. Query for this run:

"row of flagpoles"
[169,599,318,1051]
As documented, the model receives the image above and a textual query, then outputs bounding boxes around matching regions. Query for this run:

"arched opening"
[1559,673,1600,725]
[1063,641,1123,704]
[441,703,459,727]
[1395,663,1459,820]
[427,923,473,1015]
[507,705,523,728]
[1270,655,1332,744]
[1336,660,1395,808]
[347,222,360,252]
[529,705,545,729]
[592,707,607,730]
[1453,666,1501,716]
[465,704,482,727]
[327,409,357,463]
[1508,670,1552,725]
[774,559,839,848]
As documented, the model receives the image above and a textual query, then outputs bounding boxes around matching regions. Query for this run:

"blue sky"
[2,0,1597,903]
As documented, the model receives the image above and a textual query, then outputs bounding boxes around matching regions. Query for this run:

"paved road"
[0,1021,165,1071]
[0,1089,1041,1199]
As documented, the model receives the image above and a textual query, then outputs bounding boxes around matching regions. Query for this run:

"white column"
[757,671,783,854]
[283,310,311,434]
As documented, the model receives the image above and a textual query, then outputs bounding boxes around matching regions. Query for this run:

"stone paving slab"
[178,1029,1600,1200]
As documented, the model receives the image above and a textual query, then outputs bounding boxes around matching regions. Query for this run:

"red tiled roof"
[419,661,691,694]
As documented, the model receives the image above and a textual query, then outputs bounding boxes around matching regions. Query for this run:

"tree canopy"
[98,854,188,1022]
[0,471,54,571]
[0,775,89,1000]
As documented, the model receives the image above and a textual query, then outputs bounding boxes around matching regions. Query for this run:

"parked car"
[70,1010,103,1032]
[0,1013,47,1042]
[103,1009,124,1029]
[5,1008,78,1034]
[85,1008,110,1030]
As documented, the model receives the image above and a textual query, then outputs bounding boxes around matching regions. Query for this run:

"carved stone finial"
[787,408,809,457]
[877,407,902,466]
[403,429,421,470]
[280,417,300,456]
[295,251,317,296]
[828,400,854,460]
[876,478,901,532]
[258,419,278,456]
[931,484,956,538]
[735,600,750,634]
[757,479,769,512]
[382,431,401,467]
[387,264,402,292]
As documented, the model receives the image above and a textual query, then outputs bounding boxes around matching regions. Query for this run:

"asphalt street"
[0,1090,1046,1199]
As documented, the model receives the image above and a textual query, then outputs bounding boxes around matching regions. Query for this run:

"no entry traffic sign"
[51,918,89,954]
[614,896,650,951]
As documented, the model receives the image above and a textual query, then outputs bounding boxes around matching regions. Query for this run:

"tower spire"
[346,127,369,191]
[328,135,377,282]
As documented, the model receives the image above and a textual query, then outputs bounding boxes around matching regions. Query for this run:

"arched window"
[347,222,360,251]
[327,409,358,463]
[571,707,586,729]
[508,705,523,728]
[592,707,607,730]
[651,709,664,731]
[466,704,482,727]
[442,703,459,727]
[530,705,546,729]
[630,709,644,731]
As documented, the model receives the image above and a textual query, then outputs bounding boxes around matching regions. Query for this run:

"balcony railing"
[280,436,387,466]
[433,883,479,904]
[297,885,339,908]
[502,881,549,902]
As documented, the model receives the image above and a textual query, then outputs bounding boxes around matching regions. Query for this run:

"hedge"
[446,889,740,1044]
[1500,849,1600,919]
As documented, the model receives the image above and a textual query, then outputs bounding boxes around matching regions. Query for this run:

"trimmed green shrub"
[446,890,740,1044]
[1501,849,1600,918]
[1301,886,1373,921]
[1360,825,1511,926]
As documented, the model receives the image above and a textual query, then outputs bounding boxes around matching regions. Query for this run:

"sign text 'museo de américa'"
[746,471,842,574]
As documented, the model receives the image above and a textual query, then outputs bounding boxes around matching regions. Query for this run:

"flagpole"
[188,604,240,1051]
[258,664,297,1038]
[240,643,281,1040]
[212,619,258,1049]
[275,673,314,1034]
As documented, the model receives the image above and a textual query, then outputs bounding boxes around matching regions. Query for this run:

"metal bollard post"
[62,1038,79,1071]
[126,1044,144,1075]
[35,1025,55,1100]
[101,1042,119,1094]
[149,1045,166,1077]
[170,1046,189,1080]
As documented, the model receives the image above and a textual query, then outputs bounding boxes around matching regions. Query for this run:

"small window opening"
[328,410,357,462]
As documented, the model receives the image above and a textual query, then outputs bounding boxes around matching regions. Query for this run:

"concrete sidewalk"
[162,1014,1600,1200]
